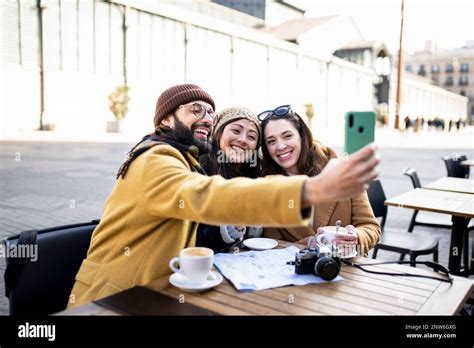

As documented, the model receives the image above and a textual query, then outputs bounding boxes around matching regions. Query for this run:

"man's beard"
[172,115,212,155]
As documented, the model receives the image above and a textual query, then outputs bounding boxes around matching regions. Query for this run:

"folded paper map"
[214,246,343,291]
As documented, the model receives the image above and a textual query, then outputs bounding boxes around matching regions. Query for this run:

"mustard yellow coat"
[68,145,310,308]
[264,144,380,256]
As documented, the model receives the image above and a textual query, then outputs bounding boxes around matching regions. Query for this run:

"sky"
[288,0,474,54]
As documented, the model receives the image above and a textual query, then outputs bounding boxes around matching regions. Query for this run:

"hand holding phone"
[302,143,379,205]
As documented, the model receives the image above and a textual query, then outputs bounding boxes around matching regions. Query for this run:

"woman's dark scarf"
[117,126,205,179]
[196,141,261,253]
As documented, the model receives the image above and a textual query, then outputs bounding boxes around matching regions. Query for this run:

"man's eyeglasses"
[179,102,217,122]
[257,105,293,122]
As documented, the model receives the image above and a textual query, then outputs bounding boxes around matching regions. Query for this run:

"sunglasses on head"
[257,105,293,122]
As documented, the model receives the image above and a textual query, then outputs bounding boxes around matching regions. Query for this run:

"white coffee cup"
[316,226,348,246]
[317,226,357,257]
[169,247,214,285]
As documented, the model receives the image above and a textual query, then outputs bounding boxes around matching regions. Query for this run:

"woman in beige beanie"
[197,106,263,252]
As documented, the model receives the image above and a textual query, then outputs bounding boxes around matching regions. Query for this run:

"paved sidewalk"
[0,140,473,315]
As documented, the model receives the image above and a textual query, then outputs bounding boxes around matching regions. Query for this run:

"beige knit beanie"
[214,107,261,145]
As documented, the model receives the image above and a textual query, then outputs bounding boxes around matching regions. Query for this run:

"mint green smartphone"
[344,111,375,155]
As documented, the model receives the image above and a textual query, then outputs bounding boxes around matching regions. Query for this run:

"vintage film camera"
[288,244,341,280]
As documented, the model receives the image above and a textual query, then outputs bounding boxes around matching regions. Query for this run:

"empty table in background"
[385,188,474,276]
[425,177,474,194]
[461,160,474,167]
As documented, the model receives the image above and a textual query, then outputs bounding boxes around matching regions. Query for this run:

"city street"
[0,139,473,314]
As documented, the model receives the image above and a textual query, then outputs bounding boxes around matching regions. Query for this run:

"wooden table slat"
[322,281,422,311]
[340,270,434,297]
[257,288,348,315]
[384,188,474,218]
[417,280,473,315]
[349,257,449,285]
[273,286,384,315]
[341,264,440,291]
[275,283,416,315]
[256,286,376,315]
[327,276,429,304]
[146,276,252,315]
[164,284,272,315]
[159,286,251,315]
[216,283,317,315]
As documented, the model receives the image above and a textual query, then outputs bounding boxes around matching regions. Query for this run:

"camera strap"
[340,259,453,283]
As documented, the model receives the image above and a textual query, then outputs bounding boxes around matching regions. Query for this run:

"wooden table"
[58,241,473,316]
[461,160,474,167]
[385,188,474,276]
[425,177,474,194]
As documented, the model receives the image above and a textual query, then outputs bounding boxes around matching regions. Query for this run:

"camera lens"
[314,257,340,280]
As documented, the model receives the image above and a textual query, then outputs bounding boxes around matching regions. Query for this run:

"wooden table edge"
[54,241,474,316]
[417,277,474,315]
[424,177,474,194]
[384,198,474,219]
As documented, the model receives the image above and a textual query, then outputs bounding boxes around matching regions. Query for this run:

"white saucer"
[243,238,278,251]
[169,270,223,292]
[338,250,358,259]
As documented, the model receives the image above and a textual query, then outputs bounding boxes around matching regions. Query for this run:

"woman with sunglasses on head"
[259,105,380,256]
[196,107,264,253]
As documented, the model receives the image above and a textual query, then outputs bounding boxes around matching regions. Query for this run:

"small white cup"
[169,247,214,285]
[317,226,357,257]
[316,226,348,246]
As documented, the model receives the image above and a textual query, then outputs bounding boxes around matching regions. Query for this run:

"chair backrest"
[367,180,387,230]
[442,155,469,178]
[3,220,98,315]
[403,167,422,188]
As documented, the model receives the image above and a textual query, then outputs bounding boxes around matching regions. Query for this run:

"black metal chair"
[367,180,439,267]
[404,167,473,276]
[3,220,98,315]
[442,154,469,178]
[403,167,452,232]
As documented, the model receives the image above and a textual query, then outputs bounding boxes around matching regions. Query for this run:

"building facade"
[0,0,374,139]
[212,0,304,26]
[162,0,265,27]
[388,72,468,128]
[334,40,391,105]
[403,41,474,122]
[267,19,468,128]
[0,1,467,138]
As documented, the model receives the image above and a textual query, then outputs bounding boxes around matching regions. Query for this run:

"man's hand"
[303,143,379,206]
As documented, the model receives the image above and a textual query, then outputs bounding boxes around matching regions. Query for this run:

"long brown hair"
[261,112,329,176]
